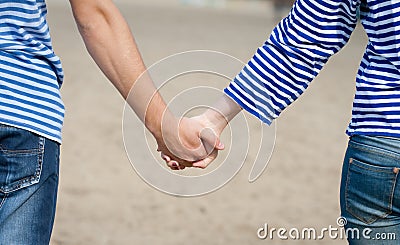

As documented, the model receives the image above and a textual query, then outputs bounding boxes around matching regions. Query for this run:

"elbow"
[74,12,100,36]
[71,2,110,36]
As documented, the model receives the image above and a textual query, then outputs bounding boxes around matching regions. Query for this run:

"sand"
[46,1,367,244]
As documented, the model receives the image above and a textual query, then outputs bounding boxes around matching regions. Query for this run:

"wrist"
[144,94,174,139]
[201,108,228,135]
[202,94,242,133]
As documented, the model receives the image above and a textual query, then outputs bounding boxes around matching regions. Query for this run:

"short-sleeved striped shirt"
[225,0,400,138]
[0,0,64,143]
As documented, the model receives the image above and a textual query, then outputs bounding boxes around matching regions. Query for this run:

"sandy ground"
[46,1,367,244]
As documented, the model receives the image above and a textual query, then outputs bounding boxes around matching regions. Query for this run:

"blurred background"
[47,0,365,244]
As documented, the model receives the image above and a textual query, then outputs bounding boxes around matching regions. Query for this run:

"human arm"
[224,0,360,124]
[164,0,360,169]
[68,0,223,163]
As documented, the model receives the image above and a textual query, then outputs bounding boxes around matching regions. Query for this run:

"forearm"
[225,0,358,124]
[69,0,167,136]
[203,94,242,134]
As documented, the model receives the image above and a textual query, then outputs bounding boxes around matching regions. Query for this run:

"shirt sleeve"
[224,0,359,124]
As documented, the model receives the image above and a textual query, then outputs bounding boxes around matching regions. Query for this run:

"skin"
[68,0,224,166]
[164,94,243,169]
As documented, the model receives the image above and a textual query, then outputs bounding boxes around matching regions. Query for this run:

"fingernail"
[171,162,178,168]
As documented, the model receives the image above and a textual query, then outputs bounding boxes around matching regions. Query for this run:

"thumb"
[200,128,224,154]
[213,137,225,150]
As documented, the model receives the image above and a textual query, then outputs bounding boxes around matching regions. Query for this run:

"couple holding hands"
[2,0,400,244]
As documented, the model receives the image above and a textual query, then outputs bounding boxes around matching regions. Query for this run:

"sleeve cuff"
[224,84,274,126]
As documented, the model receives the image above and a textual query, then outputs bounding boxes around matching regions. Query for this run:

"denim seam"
[345,158,397,224]
[0,137,45,194]
[0,146,42,155]
[389,171,399,217]
[349,141,400,161]
[0,193,7,209]
[350,160,395,174]
[30,137,45,192]
[35,137,45,185]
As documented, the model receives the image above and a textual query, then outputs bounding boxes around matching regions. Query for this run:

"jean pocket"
[345,158,399,224]
[0,128,45,195]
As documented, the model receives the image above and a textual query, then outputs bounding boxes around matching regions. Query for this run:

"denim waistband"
[349,135,400,161]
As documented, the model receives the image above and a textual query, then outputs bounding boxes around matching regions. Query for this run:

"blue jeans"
[0,125,60,244]
[340,135,400,244]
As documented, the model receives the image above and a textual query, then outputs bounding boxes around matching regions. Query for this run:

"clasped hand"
[155,113,224,170]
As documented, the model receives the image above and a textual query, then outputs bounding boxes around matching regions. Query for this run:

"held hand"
[161,112,227,170]
[155,115,225,170]
[160,95,242,170]
[187,114,225,169]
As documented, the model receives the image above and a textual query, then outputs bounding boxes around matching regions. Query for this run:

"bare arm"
[202,94,243,134]
[68,0,223,165]
[68,0,165,134]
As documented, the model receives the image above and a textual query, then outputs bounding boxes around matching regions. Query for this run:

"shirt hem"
[347,130,400,140]
[0,119,62,144]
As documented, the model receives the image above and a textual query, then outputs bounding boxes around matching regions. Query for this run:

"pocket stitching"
[351,160,395,174]
[0,193,6,209]
[0,137,45,194]
[0,144,42,155]
[345,158,398,224]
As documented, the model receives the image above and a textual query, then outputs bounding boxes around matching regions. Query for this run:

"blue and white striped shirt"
[0,0,64,143]
[225,0,400,138]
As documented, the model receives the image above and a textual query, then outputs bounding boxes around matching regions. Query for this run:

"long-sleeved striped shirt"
[225,0,400,138]
[0,0,64,143]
